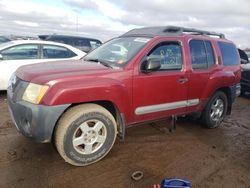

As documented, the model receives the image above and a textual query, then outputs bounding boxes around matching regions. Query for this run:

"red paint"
[15,35,241,126]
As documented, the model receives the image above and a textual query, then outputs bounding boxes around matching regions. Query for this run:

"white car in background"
[0,40,86,90]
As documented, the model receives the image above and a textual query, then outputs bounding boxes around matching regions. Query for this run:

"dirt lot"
[0,91,250,188]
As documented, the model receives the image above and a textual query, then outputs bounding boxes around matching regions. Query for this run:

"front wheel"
[54,104,117,166]
[201,91,228,128]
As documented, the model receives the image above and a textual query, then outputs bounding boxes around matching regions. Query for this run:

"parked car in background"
[238,48,249,64]
[238,49,250,95]
[246,51,250,61]
[0,40,85,90]
[9,35,38,40]
[0,36,11,44]
[38,35,102,53]
[8,26,241,166]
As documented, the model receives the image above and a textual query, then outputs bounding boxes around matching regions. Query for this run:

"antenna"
[76,14,78,32]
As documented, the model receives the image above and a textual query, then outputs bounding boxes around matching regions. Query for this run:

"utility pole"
[76,14,78,32]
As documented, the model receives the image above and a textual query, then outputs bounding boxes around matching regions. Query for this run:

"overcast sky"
[0,0,250,48]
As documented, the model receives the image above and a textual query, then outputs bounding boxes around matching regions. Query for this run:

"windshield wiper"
[84,58,113,68]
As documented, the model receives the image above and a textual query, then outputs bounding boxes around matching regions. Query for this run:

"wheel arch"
[52,100,125,142]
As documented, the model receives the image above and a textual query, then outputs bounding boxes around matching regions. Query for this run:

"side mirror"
[142,59,161,73]
[0,54,3,60]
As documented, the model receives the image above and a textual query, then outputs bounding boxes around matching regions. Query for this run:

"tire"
[54,103,117,166]
[201,91,228,128]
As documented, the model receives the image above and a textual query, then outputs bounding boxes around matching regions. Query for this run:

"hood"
[16,60,111,84]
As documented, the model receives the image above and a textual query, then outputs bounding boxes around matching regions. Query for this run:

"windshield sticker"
[134,38,150,43]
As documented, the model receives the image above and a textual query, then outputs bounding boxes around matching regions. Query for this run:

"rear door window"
[1,44,39,60]
[218,42,239,65]
[42,45,76,59]
[189,40,215,69]
[189,40,207,69]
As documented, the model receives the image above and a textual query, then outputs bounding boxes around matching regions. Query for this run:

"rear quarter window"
[218,42,239,65]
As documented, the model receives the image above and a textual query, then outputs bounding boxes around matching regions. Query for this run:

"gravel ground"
[0,91,250,188]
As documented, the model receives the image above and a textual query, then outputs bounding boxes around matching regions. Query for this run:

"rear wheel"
[54,104,117,166]
[201,91,228,128]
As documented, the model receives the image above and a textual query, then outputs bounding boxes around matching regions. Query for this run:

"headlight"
[22,83,49,104]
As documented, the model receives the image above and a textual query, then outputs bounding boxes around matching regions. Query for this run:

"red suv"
[7,26,241,166]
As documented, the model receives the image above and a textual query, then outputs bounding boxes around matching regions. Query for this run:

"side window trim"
[38,44,42,59]
[203,41,209,69]
[204,40,216,67]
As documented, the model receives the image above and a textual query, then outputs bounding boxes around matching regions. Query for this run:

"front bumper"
[7,86,70,143]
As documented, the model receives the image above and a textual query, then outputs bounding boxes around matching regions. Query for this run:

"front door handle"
[178,77,189,84]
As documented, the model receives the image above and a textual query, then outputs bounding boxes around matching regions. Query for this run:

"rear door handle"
[178,77,189,84]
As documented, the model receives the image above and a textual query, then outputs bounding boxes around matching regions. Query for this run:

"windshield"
[84,37,151,68]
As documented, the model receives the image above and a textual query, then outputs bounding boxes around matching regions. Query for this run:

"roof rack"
[122,26,225,39]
